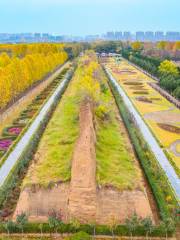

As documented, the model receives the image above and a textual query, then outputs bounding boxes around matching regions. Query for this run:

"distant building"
[144,31,154,41]
[115,31,123,40]
[123,32,131,41]
[106,32,115,40]
[155,31,164,41]
[34,33,41,38]
[165,32,180,41]
[136,32,145,41]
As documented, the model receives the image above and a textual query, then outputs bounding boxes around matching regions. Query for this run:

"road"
[0,69,72,187]
[105,67,180,201]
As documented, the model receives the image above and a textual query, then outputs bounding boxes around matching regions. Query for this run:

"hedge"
[0,222,173,237]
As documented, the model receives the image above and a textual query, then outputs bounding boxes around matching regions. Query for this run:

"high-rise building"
[144,31,154,41]
[136,31,145,41]
[106,31,115,40]
[115,31,123,40]
[165,32,180,41]
[155,31,164,41]
[123,32,131,41]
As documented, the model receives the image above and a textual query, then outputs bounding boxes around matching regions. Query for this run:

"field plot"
[105,58,180,175]
[13,52,155,225]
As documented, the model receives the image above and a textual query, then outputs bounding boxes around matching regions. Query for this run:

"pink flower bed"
[8,127,22,135]
[0,139,12,151]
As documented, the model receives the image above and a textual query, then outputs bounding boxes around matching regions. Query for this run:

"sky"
[0,0,179,35]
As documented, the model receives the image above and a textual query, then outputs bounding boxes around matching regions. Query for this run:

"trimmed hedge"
[0,222,173,237]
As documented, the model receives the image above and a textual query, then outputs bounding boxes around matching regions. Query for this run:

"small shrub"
[66,231,92,240]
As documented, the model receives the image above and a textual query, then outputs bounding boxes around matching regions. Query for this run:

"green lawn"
[95,70,141,190]
[23,70,80,187]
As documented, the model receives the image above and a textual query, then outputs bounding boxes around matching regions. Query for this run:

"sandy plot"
[144,110,180,124]
[13,183,69,222]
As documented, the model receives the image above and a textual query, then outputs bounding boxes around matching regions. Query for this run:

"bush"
[65,231,92,240]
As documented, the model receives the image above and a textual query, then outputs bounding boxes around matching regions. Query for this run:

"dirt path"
[68,102,97,223]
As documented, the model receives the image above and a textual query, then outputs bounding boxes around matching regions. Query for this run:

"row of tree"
[2,211,176,240]
[0,44,68,109]
[122,48,180,99]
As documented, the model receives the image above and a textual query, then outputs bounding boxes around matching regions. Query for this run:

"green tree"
[4,220,17,236]
[125,213,141,240]
[16,212,28,235]
[38,223,43,237]
[48,209,63,235]
[160,218,176,240]
[141,217,153,240]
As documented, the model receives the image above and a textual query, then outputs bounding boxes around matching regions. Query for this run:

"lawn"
[23,68,81,187]
[95,68,142,190]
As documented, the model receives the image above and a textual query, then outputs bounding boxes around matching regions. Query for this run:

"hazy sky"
[0,0,179,35]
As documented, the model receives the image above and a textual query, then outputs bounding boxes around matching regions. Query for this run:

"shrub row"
[0,222,172,237]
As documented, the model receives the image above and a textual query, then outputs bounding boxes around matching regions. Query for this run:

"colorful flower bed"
[0,138,13,151]
[0,68,69,160]
[7,127,22,135]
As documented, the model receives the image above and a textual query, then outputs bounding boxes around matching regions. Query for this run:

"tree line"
[0,43,68,109]
[122,45,180,99]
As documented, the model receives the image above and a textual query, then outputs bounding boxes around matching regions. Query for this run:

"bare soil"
[157,123,180,134]
[144,110,180,124]
[136,96,152,103]
[133,91,149,95]
[68,101,97,223]
[123,82,143,86]
[13,183,69,222]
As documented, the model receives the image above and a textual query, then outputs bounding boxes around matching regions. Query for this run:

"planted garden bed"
[0,68,69,161]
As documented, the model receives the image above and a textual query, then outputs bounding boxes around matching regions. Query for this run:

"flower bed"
[0,67,69,161]
[3,126,23,136]
[0,138,13,152]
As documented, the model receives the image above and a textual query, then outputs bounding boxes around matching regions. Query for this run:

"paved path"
[0,70,72,188]
[105,67,180,201]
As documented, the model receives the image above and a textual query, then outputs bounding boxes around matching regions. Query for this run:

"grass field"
[23,69,80,187]
[106,58,180,173]
[95,68,141,190]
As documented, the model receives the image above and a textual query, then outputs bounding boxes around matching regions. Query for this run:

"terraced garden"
[105,58,180,176]
[6,52,155,225]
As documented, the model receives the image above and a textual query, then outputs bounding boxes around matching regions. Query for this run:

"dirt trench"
[68,101,97,223]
